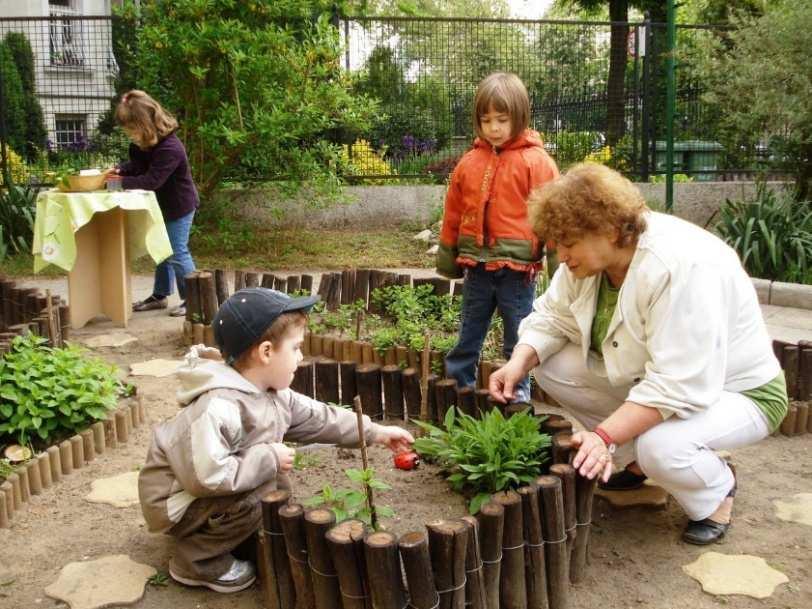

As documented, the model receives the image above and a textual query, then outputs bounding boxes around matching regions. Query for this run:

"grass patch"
[1,227,433,278]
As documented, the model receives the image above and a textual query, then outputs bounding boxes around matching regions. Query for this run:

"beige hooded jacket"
[138,346,384,533]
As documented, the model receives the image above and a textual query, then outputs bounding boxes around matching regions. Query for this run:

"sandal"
[682,463,736,545]
[132,295,167,312]
[169,302,187,317]
[599,465,647,491]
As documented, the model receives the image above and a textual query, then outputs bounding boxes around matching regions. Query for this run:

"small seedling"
[303,468,394,528]
[147,571,169,587]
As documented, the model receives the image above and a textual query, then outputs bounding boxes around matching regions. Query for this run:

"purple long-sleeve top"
[117,132,200,221]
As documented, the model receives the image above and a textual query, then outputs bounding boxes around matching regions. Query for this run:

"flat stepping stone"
[85,471,140,508]
[683,552,788,599]
[595,479,669,510]
[773,492,812,527]
[45,554,156,609]
[130,358,184,377]
[80,333,138,348]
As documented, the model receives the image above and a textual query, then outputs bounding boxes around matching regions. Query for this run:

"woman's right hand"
[103,167,119,177]
[489,360,528,404]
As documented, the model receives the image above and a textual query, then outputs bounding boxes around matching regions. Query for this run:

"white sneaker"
[169,558,256,593]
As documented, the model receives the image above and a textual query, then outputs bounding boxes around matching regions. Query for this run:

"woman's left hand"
[571,431,613,482]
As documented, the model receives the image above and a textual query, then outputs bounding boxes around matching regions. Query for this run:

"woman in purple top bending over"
[106,90,200,317]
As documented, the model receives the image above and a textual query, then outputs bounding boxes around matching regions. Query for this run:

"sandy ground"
[0,274,811,609]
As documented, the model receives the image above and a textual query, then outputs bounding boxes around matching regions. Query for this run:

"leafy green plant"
[303,467,394,527]
[0,458,14,480]
[716,185,812,283]
[147,571,169,587]
[0,184,38,260]
[0,334,121,445]
[414,407,551,514]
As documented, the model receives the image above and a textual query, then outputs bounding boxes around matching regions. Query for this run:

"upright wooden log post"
[304,508,341,609]
[542,419,573,437]
[364,531,405,609]
[477,501,505,609]
[419,332,431,420]
[38,453,52,490]
[47,445,62,484]
[326,519,370,609]
[279,503,316,609]
[70,435,85,470]
[518,485,547,609]
[492,491,527,609]
[315,359,340,404]
[475,389,491,417]
[784,345,800,399]
[292,360,315,398]
[355,364,383,420]
[552,433,574,465]
[261,273,277,289]
[402,368,422,420]
[353,269,371,308]
[427,520,468,609]
[287,275,302,294]
[245,272,260,288]
[435,378,458,425]
[301,274,314,295]
[340,269,356,305]
[461,516,488,609]
[198,271,219,325]
[536,476,569,609]
[399,531,438,609]
[549,464,577,564]
[381,365,404,419]
[259,490,295,609]
[275,276,288,292]
[26,459,42,496]
[570,473,597,584]
[340,361,358,406]
[456,386,476,417]
[214,269,230,306]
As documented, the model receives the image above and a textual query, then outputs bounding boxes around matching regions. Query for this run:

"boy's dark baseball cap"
[213,288,319,364]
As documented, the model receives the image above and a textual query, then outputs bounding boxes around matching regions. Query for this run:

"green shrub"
[716,185,812,284]
[414,407,551,514]
[0,334,122,445]
[4,33,47,161]
[0,184,38,261]
[0,41,27,159]
[549,131,601,169]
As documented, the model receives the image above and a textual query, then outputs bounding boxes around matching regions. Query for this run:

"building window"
[49,1,85,67]
[55,115,88,149]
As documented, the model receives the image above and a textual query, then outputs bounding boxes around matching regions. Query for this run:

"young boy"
[138,288,414,593]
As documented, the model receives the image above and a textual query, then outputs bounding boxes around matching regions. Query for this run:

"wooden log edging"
[773,339,812,436]
[0,278,69,350]
[0,396,144,528]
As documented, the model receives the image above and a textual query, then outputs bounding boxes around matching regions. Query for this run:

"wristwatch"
[594,426,617,455]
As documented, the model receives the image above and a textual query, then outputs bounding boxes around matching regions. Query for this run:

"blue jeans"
[445,264,536,402]
[154,210,196,300]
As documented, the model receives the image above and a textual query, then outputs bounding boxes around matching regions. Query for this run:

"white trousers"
[534,344,770,520]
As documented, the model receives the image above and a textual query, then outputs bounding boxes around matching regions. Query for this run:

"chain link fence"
[0,14,781,187]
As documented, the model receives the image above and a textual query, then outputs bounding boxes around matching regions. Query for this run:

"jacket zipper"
[480,148,499,262]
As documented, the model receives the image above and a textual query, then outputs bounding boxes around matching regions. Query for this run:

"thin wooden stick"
[420,331,431,420]
[353,396,377,530]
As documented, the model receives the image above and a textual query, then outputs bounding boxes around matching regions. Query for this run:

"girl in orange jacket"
[437,72,559,402]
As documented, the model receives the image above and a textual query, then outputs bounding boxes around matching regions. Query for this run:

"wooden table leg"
[68,208,131,328]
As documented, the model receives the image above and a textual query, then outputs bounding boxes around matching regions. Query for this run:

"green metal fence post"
[665,0,676,212]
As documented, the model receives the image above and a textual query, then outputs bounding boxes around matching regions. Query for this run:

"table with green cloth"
[32,189,172,328]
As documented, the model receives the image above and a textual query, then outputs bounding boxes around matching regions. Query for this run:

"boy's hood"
[473,129,545,152]
[176,345,263,406]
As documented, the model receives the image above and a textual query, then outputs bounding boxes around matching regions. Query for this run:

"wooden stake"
[258,490,295,609]
[315,359,340,404]
[0,482,12,524]
[27,459,42,496]
[18,466,30,502]
[353,396,377,529]
[381,365,404,419]
[104,415,118,449]
[552,433,574,465]
[245,272,260,288]
[783,345,800,400]
[427,520,468,609]
[420,332,431,421]
[234,270,246,291]
[70,435,85,469]
[292,360,315,398]
[401,367,422,420]
[456,386,476,417]
[287,275,301,294]
[549,464,576,563]
[355,364,383,421]
[518,485,547,609]
[279,503,316,609]
[115,410,129,443]
[304,508,340,609]
[781,405,798,436]
[184,271,201,323]
[536,475,569,609]
[477,501,505,609]
[364,531,405,609]
[81,429,95,462]
[340,361,358,406]
[92,421,106,455]
[45,289,57,348]
[795,403,809,436]
[475,389,491,417]
[435,379,458,426]
[492,491,527,609]
[341,269,356,305]
[38,453,52,490]
[47,445,62,483]
[214,269,230,306]
[198,271,219,324]
[461,516,488,609]
[59,440,73,475]
[326,519,370,609]
[7,473,22,510]
[399,530,438,609]
[570,473,597,584]
[301,274,314,294]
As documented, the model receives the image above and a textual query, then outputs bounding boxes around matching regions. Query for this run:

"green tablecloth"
[32,189,173,273]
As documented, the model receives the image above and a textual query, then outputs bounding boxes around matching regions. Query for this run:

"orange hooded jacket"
[436,129,559,279]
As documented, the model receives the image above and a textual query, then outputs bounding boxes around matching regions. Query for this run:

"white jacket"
[518,212,780,419]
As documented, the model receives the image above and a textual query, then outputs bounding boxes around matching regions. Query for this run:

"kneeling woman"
[490,163,787,544]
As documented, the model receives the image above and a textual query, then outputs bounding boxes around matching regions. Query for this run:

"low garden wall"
[222,181,790,231]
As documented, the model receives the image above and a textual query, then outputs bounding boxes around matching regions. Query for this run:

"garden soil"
[1,304,811,609]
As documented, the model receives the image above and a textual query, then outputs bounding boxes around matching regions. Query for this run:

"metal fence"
[0,14,778,187]
[0,15,128,187]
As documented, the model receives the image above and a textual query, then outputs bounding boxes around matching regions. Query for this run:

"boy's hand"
[272,443,296,472]
[374,426,415,454]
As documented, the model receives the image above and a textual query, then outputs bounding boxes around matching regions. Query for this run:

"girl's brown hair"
[529,163,648,247]
[115,90,178,148]
[473,72,530,141]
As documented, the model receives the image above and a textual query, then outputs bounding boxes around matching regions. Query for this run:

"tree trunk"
[607,0,629,147]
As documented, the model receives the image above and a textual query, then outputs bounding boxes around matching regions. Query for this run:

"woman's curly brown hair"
[529,162,648,247]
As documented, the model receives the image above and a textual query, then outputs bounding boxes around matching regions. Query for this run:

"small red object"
[394,451,420,470]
